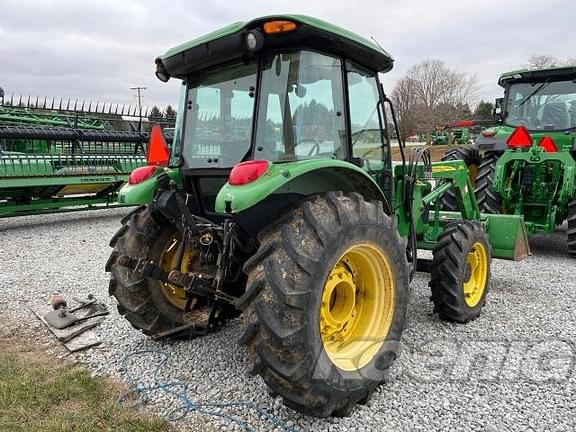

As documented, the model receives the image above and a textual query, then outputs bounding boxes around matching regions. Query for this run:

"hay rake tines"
[1,94,153,119]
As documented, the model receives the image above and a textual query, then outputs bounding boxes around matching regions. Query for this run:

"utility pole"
[130,86,147,131]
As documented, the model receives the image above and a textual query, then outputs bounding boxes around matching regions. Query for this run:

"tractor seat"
[541,102,569,130]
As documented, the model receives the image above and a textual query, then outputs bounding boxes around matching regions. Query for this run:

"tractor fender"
[215,160,388,215]
[117,167,182,205]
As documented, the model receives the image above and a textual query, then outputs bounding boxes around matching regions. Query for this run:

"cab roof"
[157,15,394,79]
[499,65,576,86]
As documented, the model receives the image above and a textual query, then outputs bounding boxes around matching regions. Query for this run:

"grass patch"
[0,330,172,431]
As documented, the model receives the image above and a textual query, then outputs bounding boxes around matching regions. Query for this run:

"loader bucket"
[430,211,531,261]
[483,213,531,261]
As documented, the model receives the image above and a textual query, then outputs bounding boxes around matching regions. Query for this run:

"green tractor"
[442,66,576,255]
[431,121,474,146]
[106,15,529,417]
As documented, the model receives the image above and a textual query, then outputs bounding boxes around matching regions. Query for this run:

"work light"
[245,30,263,51]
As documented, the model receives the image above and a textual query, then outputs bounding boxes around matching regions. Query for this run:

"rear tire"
[475,152,502,214]
[440,147,480,210]
[429,220,491,323]
[240,192,409,417]
[106,206,234,338]
[568,199,576,256]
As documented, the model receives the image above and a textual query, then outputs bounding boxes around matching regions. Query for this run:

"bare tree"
[527,54,558,69]
[390,59,478,138]
[565,57,576,66]
[390,76,418,140]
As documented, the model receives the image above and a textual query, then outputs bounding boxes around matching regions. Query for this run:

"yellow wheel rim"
[159,235,193,310]
[320,244,395,371]
[463,241,488,307]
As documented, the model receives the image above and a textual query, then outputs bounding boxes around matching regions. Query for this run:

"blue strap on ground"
[119,348,300,432]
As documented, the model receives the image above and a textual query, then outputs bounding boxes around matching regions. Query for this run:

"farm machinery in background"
[0,95,175,217]
[442,66,576,255]
[428,119,496,146]
[106,15,530,418]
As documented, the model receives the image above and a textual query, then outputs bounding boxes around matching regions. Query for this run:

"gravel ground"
[1,209,575,431]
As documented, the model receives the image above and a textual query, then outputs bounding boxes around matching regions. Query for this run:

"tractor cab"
[125,16,395,224]
[501,67,576,134]
[478,66,576,154]
[500,67,576,141]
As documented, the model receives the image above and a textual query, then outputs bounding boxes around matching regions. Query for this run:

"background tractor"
[106,15,529,417]
[442,66,576,255]
[430,120,474,146]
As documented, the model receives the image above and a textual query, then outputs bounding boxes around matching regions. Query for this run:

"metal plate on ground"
[31,305,103,352]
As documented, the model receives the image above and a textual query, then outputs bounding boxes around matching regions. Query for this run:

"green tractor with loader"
[442,66,576,255]
[106,15,530,417]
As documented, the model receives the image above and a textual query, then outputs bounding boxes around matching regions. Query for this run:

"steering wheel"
[297,139,320,157]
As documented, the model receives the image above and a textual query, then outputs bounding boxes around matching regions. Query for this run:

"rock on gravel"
[0,210,575,431]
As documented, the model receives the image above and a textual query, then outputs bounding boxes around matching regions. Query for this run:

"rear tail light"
[128,166,157,185]
[539,136,557,153]
[506,126,533,149]
[229,160,269,185]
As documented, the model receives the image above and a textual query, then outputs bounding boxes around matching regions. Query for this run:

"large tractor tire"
[568,199,576,256]
[475,152,503,214]
[429,220,491,323]
[440,147,481,210]
[239,192,409,417]
[106,206,234,338]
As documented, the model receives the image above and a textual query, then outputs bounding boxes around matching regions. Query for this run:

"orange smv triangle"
[146,124,170,166]
[506,126,533,148]
[539,136,557,153]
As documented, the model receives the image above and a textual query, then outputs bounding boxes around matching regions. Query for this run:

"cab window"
[255,50,347,161]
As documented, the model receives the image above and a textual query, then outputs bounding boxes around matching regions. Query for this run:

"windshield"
[505,80,576,131]
[182,61,257,168]
[254,50,347,161]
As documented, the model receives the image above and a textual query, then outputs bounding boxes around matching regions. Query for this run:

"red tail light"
[457,120,475,127]
[539,136,557,153]
[507,126,533,149]
[146,124,170,166]
[128,165,157,185]
[229,160,269,185]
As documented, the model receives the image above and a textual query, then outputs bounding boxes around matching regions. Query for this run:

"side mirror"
[493,97,504,122]
[155,59,170,82]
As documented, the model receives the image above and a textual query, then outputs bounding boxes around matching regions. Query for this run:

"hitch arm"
[113,254,239,306]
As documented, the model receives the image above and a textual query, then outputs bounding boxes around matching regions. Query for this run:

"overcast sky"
[1,0,572,111]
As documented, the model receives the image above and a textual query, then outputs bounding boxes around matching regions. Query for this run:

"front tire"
[240,192,409,417]
[429,220,491,323]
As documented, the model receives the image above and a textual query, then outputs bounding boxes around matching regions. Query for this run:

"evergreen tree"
[474,100,494,119]
[165,105,177,120]
[148,105,162,122]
